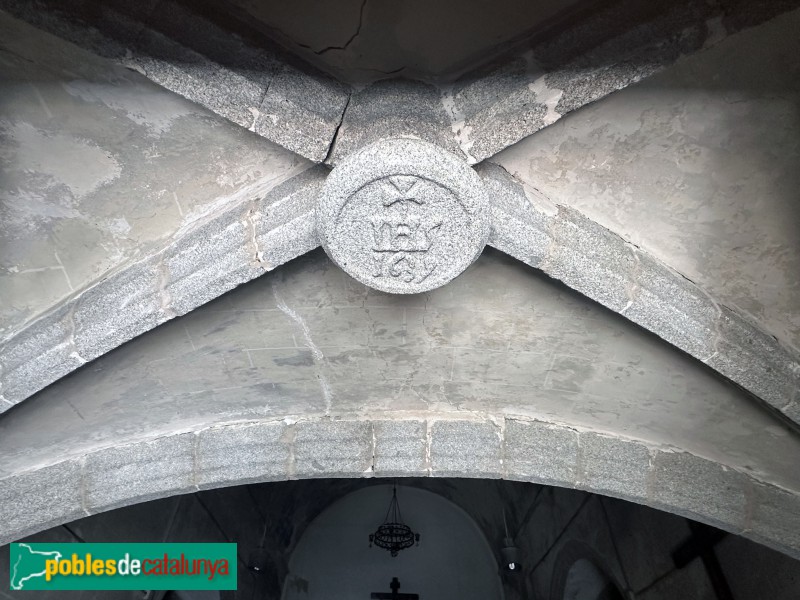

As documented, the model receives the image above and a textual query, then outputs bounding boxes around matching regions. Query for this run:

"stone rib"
[481,163,800,427]
[0,0,350,162]
[0,167,327,408]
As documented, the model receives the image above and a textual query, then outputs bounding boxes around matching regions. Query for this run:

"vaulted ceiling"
[0,0,799,558]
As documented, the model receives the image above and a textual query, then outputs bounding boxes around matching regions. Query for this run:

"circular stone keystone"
[317,138,489,294]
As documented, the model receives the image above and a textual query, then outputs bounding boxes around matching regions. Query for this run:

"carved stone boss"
[317,138,489,294]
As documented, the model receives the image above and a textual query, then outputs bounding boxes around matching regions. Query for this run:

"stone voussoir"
[544,206,638,314]
[0,460,85,546]
[292,420,374,478]
[479,162,552,268]
[429,420,503,478]
[0,305,84,405]
[83,433,196,513]
[73,255,165,363]
[504,418,579,486]
[648,450,749,534]
[577,431,651,501]
[706,306,800,416]
[373,420,428,477]
[196,421,290,488]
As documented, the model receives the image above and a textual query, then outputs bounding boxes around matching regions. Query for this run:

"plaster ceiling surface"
[217,0,590,83]
[0,250,797,490]
[0,12,311,338]
[492,8,800,351]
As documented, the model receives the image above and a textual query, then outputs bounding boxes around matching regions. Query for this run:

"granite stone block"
[0,461,84,545]
[649,451,747,532]
[748,481,800,559]
[256,65,349,162]
[329,80,463,164]
[292,420,373,478]
[73,257,163,362]
[317,138,490,294]
[626,250,718,360]
[706,306,800,413]
[479,162,552,267]
[0,306,84,406]
[430,420,501,477]
[579,432,651,500]
[197,421,289,487]
[546,208,637,313]
[163,207,256,316]
[505,419,578,485]
[373,420,427,476]
[84,434,195,511]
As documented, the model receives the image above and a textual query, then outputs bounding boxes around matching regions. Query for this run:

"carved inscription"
[316,138,489,294]
[370,177,442,283]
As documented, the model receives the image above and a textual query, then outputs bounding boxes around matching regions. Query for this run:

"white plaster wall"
[282,484,504,600]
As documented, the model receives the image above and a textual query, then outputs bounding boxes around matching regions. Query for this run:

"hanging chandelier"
[369,484,420,557]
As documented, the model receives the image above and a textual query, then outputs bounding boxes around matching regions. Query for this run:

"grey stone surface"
[293,420,373,477]
[162,206,257,317]
[625,250,718,361]
[505,419,579,485]
[545,207,637,314]
[329,80,464,165]
[0,252,799,556]
[707,306,800,418]
[132,28,263,131]
[748,482,800,555]
[0,307,84,405]
[84,434,195,512]
[73,257,164,362]
[151,0,280,89]
[0,460,84,545]
[448,57,548,164]
[317,138,490,294]
[373,420,427,476]
[0,165,323,409]
[254,165,327,268]
[430,421,502,477]
[478,162,552,268]
[579,432,651,500]
[649,451,748,532]
[197,421,289,487]
[255,65,350,163]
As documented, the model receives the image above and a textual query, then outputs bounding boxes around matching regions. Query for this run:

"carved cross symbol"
[370,577,419,599]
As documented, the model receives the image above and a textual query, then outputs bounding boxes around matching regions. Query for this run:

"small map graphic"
[10,543,62,590]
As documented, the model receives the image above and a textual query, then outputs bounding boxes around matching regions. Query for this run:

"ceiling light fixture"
[369,484,420,557]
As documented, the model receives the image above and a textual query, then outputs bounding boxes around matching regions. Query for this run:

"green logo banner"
[9,543,237,590]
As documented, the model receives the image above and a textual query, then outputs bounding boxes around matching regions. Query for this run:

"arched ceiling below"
[1,250,799,555]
